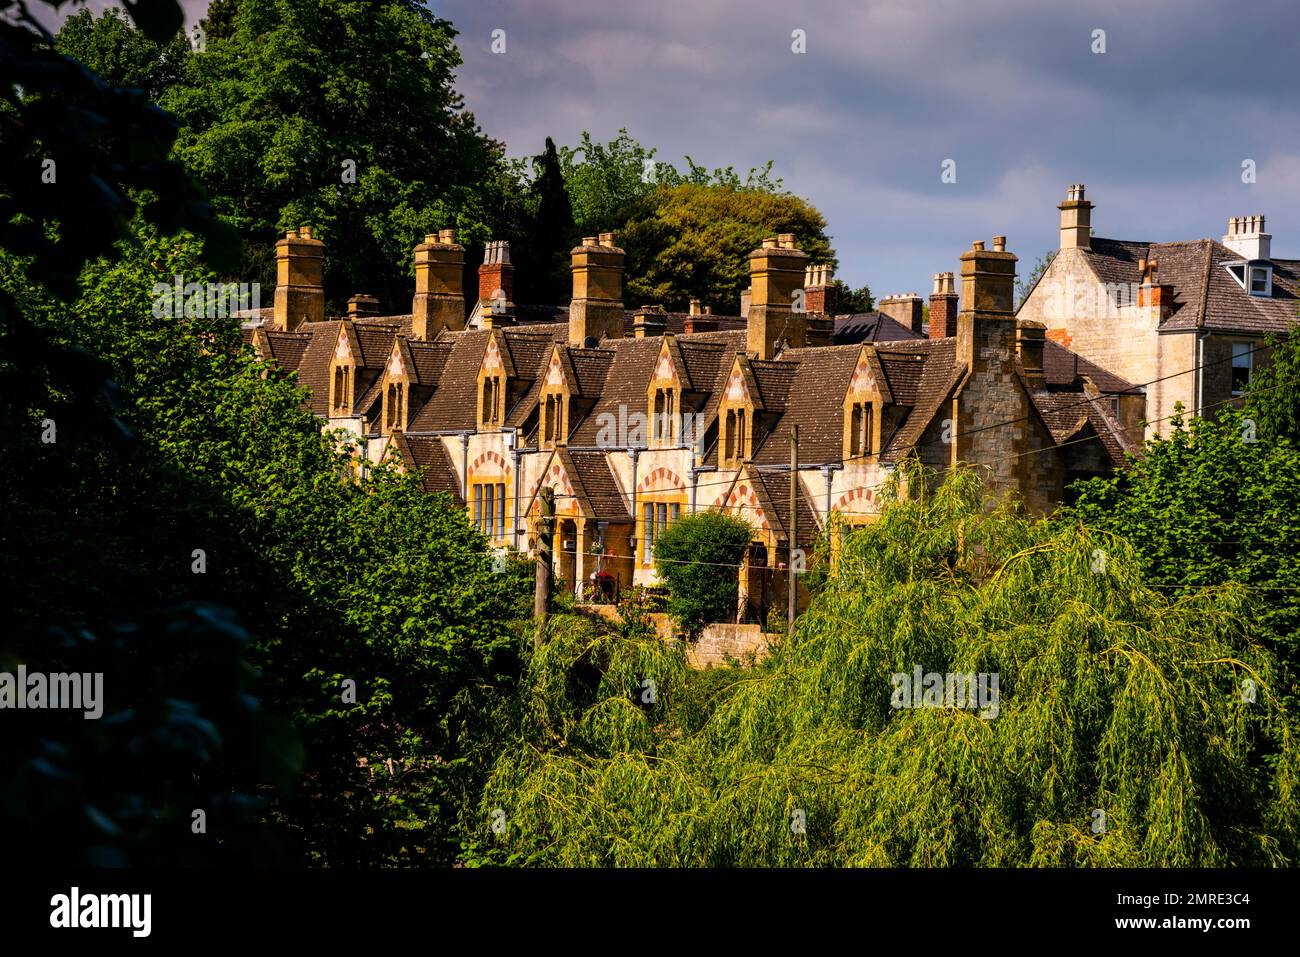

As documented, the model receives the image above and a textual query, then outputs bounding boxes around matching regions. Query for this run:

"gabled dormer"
[329,321,357,416]
[717,354,761,467]
[538,345,575,449]
[477,330,515,431]
[1224,261,1273,298]
[1222,215,1273,297]
[381,341,410,434]
[842,344,893,459]
[647,335,690,448]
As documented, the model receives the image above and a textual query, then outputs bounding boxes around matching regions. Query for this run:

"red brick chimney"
[803,264,836,315]
[1136,257,1172,320]
[479,240,515,307]
[929,271,958,339]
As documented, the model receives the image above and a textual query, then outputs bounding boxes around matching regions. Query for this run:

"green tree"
[621,184,834,312]
[1067,326,1300,693]
[830,277,873,314]
[510,136,575,307]
[550,129,816,312]
[55,8,191,99]
[482,468,1298,866]
[652,511,753,636]
[159,0,522,312]
[2,0,279,865]
[4,217,531,864]
[558,130,677,239]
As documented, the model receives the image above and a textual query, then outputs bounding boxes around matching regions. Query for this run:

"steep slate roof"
[559,448,630,521]
[407,339,456,387]
[568,349,616,396]
[289,323,343,416]
[259,330,313,372]
[392,433,463,503]
[1042,339,1139,395]
[566,336,662,446]
[352,322,403,367]
[876,346,930,406]
[751,344,862,466]
[1028,389,1134,468]
[406,329,492,432]
[497,325,572,429]
[1084,238,1300,334]
[881,339,963,463]
[747,467,821,546]
[747,359,798,412]
[678,336,742,395]
[833,312,925,345]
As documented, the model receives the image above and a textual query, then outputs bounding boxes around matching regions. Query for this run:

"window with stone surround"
[472,481,508,541]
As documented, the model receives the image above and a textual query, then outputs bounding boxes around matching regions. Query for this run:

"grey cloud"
[30,0,1300,297]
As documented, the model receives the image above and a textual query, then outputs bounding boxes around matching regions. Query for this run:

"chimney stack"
[739,288,751,319]
[412,230,466,339]
[1222,215,1271,261]
[568,233,625,347]
[633,306,667,339]
[1018,320,1047,388]
[953,236,1030,506]
[273,227,325,331]
[1058,184,1093,251]
[1136,257,1173,318]
[957,235,1018,372]
[746,234,809,359]
[479,240,515,305]
[929,272,958,339]
[478,240,516,328]
[803,264,836,315]
[346,294,380,319]
[878,293,925,335]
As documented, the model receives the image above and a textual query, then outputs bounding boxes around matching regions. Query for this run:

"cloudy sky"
[35,0,1300,298]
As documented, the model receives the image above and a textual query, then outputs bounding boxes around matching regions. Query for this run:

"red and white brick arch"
[834,486,874,519]
[637,466,686,496]
[532,461,578,517]
[712,483,769,533]
[469,449,511,480]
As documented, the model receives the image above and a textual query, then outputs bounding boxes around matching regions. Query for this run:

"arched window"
[723,407,747,466]
[847,401,873,457]
[482,377,498,427]
[541,392,564,448]
[386,382,406,432]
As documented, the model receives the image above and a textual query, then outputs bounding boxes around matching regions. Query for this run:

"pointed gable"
[334,322,356,364]
[543,345,573,391]
[846,344,893,404]
[481,330,516,379]
[386,340,408,381]
[719,353,763,411]
[650,334,691,391]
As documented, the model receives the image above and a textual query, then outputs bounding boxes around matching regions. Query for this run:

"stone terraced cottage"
[242,184,1293,621]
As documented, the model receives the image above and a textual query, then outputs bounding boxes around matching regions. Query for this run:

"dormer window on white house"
[1225,261,1272,297]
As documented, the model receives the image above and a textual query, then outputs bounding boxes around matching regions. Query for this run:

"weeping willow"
[480,467,1299,866]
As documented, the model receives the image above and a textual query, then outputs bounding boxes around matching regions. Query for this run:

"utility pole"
[534,486,554,648]
[788,425,798,630]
